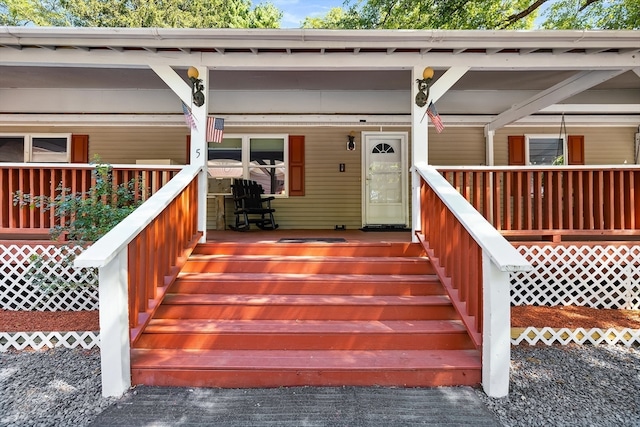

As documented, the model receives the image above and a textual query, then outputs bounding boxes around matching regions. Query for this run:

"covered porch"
[1,27,639,400]
[3,157,639,399]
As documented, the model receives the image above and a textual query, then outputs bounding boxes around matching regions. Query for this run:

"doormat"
[277,238,347,243]
[360,226,411,232]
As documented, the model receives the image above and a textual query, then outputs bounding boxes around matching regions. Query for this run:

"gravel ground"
[0,349,117,427]
[476,345,640,427]
[1,345,639,427]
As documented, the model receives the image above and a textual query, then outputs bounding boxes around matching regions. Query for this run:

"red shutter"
[567,135,585,165]
[289,135,305,196]
[70,134,89,163]
[508,135,526,165]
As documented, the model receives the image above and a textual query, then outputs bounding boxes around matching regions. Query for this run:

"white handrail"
[75,164,200,268]
[417,163,531,273]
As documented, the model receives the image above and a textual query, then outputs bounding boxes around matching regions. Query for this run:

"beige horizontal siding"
[4,123,635,230]
[86,127,189,164]
[0,125,189,164]
[429,127,485,166]
[224,126,415,229]
[242,126,394,230]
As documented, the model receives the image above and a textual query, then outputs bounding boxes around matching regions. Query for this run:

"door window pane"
[369,144,401,203]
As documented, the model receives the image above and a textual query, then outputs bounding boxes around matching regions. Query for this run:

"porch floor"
[205,229,413,244]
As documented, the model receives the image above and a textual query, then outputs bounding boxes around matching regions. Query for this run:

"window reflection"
[207,135,287,196]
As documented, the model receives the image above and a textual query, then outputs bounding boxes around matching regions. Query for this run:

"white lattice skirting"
[0,331,100,351]
[0,244,98,311]
[511,245,640,309]
[512,327,640,347]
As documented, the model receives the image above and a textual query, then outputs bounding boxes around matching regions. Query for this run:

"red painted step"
[131,349,481,388]
[192,242,426,257]
[136,319,475,350]
[132,241,480,389]
[155,294,458,321]
[182,255,435,275]
[172,273,444,296]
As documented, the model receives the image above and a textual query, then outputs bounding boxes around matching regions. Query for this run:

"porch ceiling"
[0,27,638,120]
[1,66,638,92]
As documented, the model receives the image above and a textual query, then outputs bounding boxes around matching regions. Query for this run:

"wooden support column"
[150,64,208,242]
[411,66,469,242]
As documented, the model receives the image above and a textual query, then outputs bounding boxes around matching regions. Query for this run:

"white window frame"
[208,133,289,197]
[0,133,72,163]
[524,134,566,166]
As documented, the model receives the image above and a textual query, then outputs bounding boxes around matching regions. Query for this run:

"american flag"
[207,117,225,143]
[426,101,445,133]
[181,102,197,130]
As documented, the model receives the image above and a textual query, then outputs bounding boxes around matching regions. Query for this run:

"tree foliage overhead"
[302,0,639,30]
[540,0,639,29]
[1,0,637,31]
[303,0,536,29]
[0,0,283,28]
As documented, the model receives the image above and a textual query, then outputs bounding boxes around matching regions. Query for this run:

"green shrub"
[13,159,148,291]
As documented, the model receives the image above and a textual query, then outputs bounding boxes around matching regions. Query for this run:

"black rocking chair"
[229,179,278,231]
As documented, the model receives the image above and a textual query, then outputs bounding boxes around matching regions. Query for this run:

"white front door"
[362,132,408,227]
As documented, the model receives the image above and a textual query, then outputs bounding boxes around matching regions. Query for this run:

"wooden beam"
[486,69,628,132]
[428,66,470,104]
[148,64,191,106]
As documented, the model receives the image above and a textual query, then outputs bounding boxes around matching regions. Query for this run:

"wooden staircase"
[130,241,481,388]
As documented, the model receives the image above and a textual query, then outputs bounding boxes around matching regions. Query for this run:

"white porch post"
[97,249,131,397]
[411,65,429,242]
[485,128,495,224]
[481,252,512,398]
[190,66,209,243]
[411,66,470,241]
[149,64,208,242]
[485,128,495,166]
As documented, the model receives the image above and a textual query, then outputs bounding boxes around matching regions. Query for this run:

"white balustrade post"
[98,248,131,397]
[481,252,511,398]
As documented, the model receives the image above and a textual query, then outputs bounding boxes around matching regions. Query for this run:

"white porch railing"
[75,164,204,397]
[414,163,532,398]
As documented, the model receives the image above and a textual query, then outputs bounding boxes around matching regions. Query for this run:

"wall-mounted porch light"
[347,131,356,151]
[415,67,434,108]
[187,66,205,107]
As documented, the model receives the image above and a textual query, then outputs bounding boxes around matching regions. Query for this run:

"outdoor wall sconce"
[415,66,434,108]
[187,66,205,107]
[347,131,356,151]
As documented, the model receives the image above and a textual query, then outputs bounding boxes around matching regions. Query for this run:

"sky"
[272,0,345,28]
